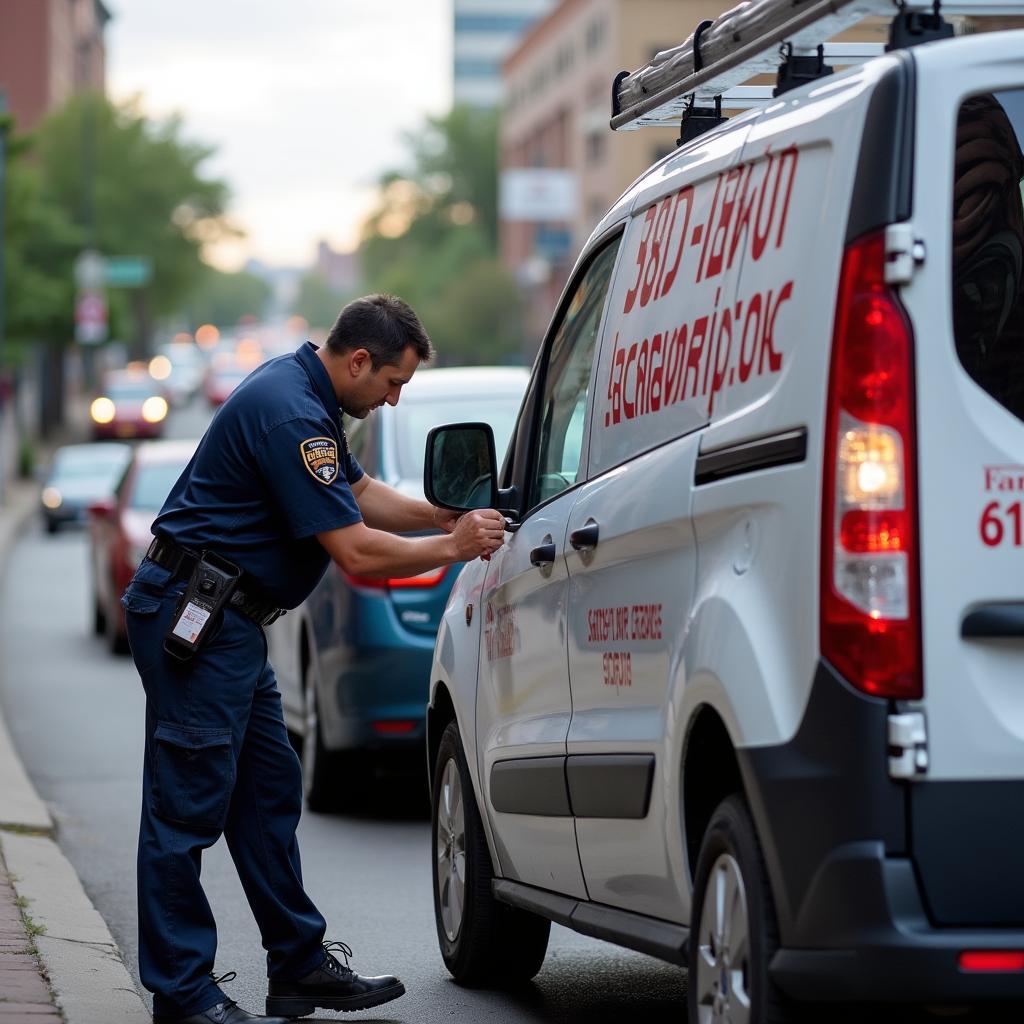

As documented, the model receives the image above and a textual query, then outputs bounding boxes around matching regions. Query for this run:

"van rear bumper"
[739,660,1024,1002]
[768,847,1024,1002]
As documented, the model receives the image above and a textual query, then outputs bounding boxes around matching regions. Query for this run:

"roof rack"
[611,0,1017,132]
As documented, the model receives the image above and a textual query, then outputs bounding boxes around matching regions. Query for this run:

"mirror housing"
[424,422,499,512]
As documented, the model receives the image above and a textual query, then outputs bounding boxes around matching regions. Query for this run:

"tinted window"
[393,396,522,480]
[107,382,155,400]
[952,90,1024,420]
[130,461,188,510]
[52,449,129,481]
[529,239,619,508]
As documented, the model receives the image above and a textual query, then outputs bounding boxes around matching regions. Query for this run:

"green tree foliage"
[186,265,271,328]
[356,106,523,366]
[2,127,82,358]
[32,93,233,341]
[292,272,352,332]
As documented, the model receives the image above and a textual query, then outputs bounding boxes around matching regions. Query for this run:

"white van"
[423,5,1024,1019]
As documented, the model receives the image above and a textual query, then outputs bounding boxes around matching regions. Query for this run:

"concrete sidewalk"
[0,475,149,1023]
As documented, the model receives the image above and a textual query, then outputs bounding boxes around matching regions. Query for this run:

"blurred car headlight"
[91,397,116,424]
[142,396,168,423]
[149,355,172,381]
[41,486,62,510]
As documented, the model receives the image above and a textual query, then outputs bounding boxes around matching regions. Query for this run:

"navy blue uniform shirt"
[153,342,363,609]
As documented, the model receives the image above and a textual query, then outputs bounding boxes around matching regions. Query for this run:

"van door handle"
[569,521,600,551]
[962,602,1024,639]
[530,537,556,567]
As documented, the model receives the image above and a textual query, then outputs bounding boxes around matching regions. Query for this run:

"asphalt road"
[0,395,687,1023]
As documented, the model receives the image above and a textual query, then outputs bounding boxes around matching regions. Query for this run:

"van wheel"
[688,794,797,1024]
[301,663,343,812]
[431,720,550,986]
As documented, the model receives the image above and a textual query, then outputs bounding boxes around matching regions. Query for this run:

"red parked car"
[88,439,197,653]
[90,369,169,440]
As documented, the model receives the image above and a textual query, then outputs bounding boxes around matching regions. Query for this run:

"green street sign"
[104,256,152,288]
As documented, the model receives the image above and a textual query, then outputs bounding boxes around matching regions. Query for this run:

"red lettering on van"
[659,186,695,299]
[624,206,657,314]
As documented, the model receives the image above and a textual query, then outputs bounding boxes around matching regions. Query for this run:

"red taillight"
[344,566,449,591]
[959,951,1024,973]
[371,720,416,735]
[821,230,922,699]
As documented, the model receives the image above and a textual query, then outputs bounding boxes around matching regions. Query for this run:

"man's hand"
[431,506,461,534]
[451,509,506,562]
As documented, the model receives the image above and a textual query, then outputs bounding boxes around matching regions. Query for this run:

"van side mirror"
[424,423,499,512]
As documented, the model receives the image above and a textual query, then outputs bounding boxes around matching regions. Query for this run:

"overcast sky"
[106,0,452,270]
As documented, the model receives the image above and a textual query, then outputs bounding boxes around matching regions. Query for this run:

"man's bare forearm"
[317,522,455,579]
[352,476,435,532]
[317,508,506,579]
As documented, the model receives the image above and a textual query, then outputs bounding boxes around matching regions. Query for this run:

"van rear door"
[901,32,1024,926]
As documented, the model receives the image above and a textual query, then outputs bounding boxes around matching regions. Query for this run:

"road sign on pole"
[74,249,106,290]
[75,290,108,345]
[104,256,152,288]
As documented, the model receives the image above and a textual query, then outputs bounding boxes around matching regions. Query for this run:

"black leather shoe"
[265,941,406,1017]
[153,1000,289,1024]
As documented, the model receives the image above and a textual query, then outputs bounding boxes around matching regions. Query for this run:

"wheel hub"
[695,853,751,1024]
[435,757,466,943]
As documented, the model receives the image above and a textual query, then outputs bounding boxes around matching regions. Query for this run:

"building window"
[585,17,607,53]
[454,13,537,33]
[586,133,606,163]
[455,57,498,78]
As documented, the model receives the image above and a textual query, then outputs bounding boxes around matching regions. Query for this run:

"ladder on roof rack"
[611,0,1021,132]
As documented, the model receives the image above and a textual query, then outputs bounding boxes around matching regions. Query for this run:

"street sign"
[74,249,106,290]
[75,290,108,345]
[104,256,152,288]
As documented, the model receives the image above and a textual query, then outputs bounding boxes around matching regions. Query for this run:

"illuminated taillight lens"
[821,230,921,699]
[344,566,449,591]
[959,951,1024,972]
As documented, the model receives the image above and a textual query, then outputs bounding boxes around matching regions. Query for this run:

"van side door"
[564,124,750,924]
[475,236,622,897]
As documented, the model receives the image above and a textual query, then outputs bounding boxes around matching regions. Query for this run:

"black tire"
[688,794,798,1024]
[92,590,106,636]
[431,720,549,986]
[301,661,346,813]
[105,594,130,655]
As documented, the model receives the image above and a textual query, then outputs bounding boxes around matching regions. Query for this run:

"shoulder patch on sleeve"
[300,437,339,484]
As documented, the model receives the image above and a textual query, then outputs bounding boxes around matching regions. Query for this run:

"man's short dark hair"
[325,294,434,369]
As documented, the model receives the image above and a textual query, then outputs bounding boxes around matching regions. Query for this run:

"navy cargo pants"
[123,558,328,1018]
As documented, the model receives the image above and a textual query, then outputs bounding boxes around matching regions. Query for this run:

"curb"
[0,473,150,1023]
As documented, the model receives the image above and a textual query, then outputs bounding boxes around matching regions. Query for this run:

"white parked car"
[422,10,1024,1022]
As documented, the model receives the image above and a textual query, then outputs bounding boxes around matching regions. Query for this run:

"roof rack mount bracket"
[886,0,954,50]
[774,43,834,96]
[678,94,726,145]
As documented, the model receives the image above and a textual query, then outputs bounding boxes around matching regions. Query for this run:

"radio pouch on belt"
[164,551,241,661]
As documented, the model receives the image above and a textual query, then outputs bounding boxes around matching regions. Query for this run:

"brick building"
[0,0,110,132]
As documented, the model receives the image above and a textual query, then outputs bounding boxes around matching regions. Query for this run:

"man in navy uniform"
[122,295,506,1024]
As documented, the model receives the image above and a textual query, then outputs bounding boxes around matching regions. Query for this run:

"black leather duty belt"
[146,537,284,628]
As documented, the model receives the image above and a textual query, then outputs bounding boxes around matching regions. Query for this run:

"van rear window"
[952,91,1024,420]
